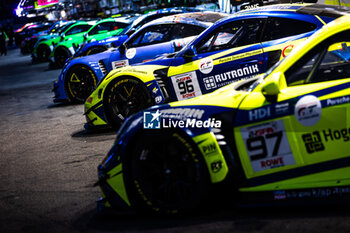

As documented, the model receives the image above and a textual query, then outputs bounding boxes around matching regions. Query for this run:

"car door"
[167,18,266,101]
[234,30,350,189]
[109,23,204,69]
[260,16,318,70]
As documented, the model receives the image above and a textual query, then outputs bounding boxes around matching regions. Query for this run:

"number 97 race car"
[95,14,350,214]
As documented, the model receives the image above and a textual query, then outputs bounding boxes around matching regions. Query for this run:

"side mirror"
[119,44,126,54]
[60,34,65,41]
[183,46,196,58]
[261,72,287,99]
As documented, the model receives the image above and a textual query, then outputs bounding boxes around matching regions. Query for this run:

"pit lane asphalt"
[0,48,350,233]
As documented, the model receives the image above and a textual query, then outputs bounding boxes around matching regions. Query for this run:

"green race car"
[96,14,350,214]
[32,21,94,62]
[53,18,130,68]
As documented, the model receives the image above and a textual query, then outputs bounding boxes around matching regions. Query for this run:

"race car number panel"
[241,120,295,172]
[171,71,202,101]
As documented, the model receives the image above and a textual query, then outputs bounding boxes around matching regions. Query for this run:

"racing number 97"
[246,131,283,161]
[178,79,194,94]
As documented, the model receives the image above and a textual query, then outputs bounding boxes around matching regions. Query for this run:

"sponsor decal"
[210,161,223,173]
[301,127,350,154]
[249,106,271,121]
[273,190,286,200]
[302,131,325,153]
[161,108,204,119]
[201,142,218,156]
[241,2,263,10]
[274,186,350,201]
[282,44,294,58]
[126,48,136,59]
[326,96,350,106]
[275,102,289,115]
[203,64,260,90]
[152,87,158,94]
[203,76,217,90]
[171,71,202,101]
[217,50,263,64]
[111,59,129,69]
[241,120,295,172]
[155,96,162,104]
[295,95,322,127]
[143,109,221,129]
[199,57,213,74]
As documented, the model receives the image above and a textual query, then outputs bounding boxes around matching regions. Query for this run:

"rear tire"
[37,44,51,62]
[65,65,98,102]
[125,130,209,215]
[104,77,153,130]
[55,46,71,68]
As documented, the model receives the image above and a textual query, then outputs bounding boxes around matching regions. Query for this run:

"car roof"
[236,3,350,17]
[142,12,230,29]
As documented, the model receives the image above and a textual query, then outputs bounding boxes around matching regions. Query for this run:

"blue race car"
[53,12,227,103]
[72,8,202,59]
[84,4,346,130]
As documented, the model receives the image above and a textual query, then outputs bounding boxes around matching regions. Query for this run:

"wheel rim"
[107,79,151,126]
[131,134,201,210]
[67,66,97,102]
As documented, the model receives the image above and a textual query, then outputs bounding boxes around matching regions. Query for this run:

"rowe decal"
[203,64,260,90]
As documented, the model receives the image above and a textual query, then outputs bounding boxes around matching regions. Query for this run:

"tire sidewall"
[124,130,209,215]
[64,65,98,102]
[103,76,153,130]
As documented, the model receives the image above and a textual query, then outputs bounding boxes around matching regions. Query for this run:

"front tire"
[104,77,153,130]
[55,46,71,68]
[126,130,209,214]
[65,65,98,102]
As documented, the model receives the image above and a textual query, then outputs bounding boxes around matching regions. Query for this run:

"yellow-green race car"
[85,4,347,130]
[95,14,350,214]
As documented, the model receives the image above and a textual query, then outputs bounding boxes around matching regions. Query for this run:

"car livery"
[32,21,93,62]
[84,4,343,130]
[73,8,201,59]
[53,12,226,103]
[21,20,68,55]
[52,18,131,68]
[96,13,350,214]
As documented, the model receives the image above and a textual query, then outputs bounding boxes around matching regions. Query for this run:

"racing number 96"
[178,79,194,95]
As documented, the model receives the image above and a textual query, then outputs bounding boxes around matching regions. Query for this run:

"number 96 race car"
[84,3,347,130]
[95,14,350,214]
